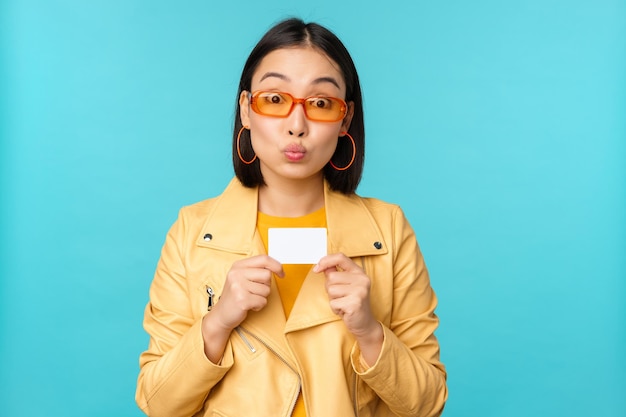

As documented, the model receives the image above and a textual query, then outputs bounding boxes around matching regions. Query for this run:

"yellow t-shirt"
[257,206,327,416]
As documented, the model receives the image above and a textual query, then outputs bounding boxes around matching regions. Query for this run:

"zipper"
[237,326,301,415]
[234,327,256,353]
[206,286,215,311]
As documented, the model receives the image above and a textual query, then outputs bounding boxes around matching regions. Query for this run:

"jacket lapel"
[193,177,389,337]
[286,182,389,332]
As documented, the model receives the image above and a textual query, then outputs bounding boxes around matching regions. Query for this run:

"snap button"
[373,241,382,250]
[203,233,213,242]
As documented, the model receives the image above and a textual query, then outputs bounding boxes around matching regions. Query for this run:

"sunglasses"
[249,90,348,122]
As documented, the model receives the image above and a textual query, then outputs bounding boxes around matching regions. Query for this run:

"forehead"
[252,47,346,93]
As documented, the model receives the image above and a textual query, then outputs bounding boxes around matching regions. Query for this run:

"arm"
[135,210,233,417]
[136,209,284,417]
[352,207,448,417]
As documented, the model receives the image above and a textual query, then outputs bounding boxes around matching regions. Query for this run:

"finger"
[231,292,269,313]
[235,255,285,278]
[325,282,350,299]
[222,282,270,312]
[240,268,274,285]
[313,253,359,274]
[265,256,286,278]
[249,295,269,312]
[328,298,343,316]
[324,268,359,286]
[326,277,369,300]
[246,281,271,298]
[258,255,285,278]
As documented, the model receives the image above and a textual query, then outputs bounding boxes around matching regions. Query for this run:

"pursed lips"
[283,143,307,161]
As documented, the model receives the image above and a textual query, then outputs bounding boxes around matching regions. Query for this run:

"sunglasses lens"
[253,92,293,116]
[304,98,345,122]
[251,91,346,122]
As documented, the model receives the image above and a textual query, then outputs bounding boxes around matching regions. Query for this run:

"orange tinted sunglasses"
[249,90,347,122]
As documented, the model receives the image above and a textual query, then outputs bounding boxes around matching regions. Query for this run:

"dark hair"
[232,18,365,194]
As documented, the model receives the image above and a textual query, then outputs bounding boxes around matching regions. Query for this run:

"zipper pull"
[206,286,215,311]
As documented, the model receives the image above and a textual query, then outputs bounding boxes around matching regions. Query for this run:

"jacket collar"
[195,177,388,258]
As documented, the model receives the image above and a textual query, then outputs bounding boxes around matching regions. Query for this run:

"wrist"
[354,321,383,347]
[355,322,384,367]
[201,313,233,364]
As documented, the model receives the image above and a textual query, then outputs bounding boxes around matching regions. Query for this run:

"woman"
[136,18,447,417]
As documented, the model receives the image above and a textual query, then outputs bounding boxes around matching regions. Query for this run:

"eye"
[261,92,286,105]
[308,97,333,109]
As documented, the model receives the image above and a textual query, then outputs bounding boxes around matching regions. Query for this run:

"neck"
[258,175,325,217]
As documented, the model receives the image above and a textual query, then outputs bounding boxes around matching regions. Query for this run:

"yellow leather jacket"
[136,178,447,417]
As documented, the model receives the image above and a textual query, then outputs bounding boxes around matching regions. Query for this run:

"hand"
[313,253,380,339]
[211,255,284,331]
[314,253,383,365]
[201,255,283,363]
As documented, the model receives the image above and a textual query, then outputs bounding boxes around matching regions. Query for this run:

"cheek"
[318,134,340,159]
[248,112,265,129]
[316,125,342,147]
[249,116,277,138]
[248,118,282,154]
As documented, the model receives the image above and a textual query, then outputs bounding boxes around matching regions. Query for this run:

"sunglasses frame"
[248,90,348,122]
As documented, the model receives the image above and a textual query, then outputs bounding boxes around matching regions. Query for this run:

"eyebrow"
[258,72,341,89]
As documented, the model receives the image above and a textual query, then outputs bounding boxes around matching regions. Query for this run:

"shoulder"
[178,196,220,221]
[177,177,254,224]
[352,193,407,223]
[350,194,419,246]
[327,189,414,239]
[357,194,401,212]
[326,185,411,227]
[161,197,221,243]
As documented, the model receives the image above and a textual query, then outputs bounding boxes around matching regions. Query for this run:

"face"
[239,47,353,186]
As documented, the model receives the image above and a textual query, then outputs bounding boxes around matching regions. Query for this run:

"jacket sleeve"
[135,209,235,417]
[351,206,448,417]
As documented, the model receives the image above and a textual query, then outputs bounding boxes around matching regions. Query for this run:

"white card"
[268,228,327,264]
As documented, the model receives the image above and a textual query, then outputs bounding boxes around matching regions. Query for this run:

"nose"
[288,101,307,137]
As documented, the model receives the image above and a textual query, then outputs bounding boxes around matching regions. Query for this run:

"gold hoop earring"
[330,132,356,171]
[237,126,257,164]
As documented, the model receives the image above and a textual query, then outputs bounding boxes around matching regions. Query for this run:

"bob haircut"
[232,18,365,195]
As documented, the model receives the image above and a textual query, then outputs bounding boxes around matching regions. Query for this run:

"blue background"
[1,1,624,416]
